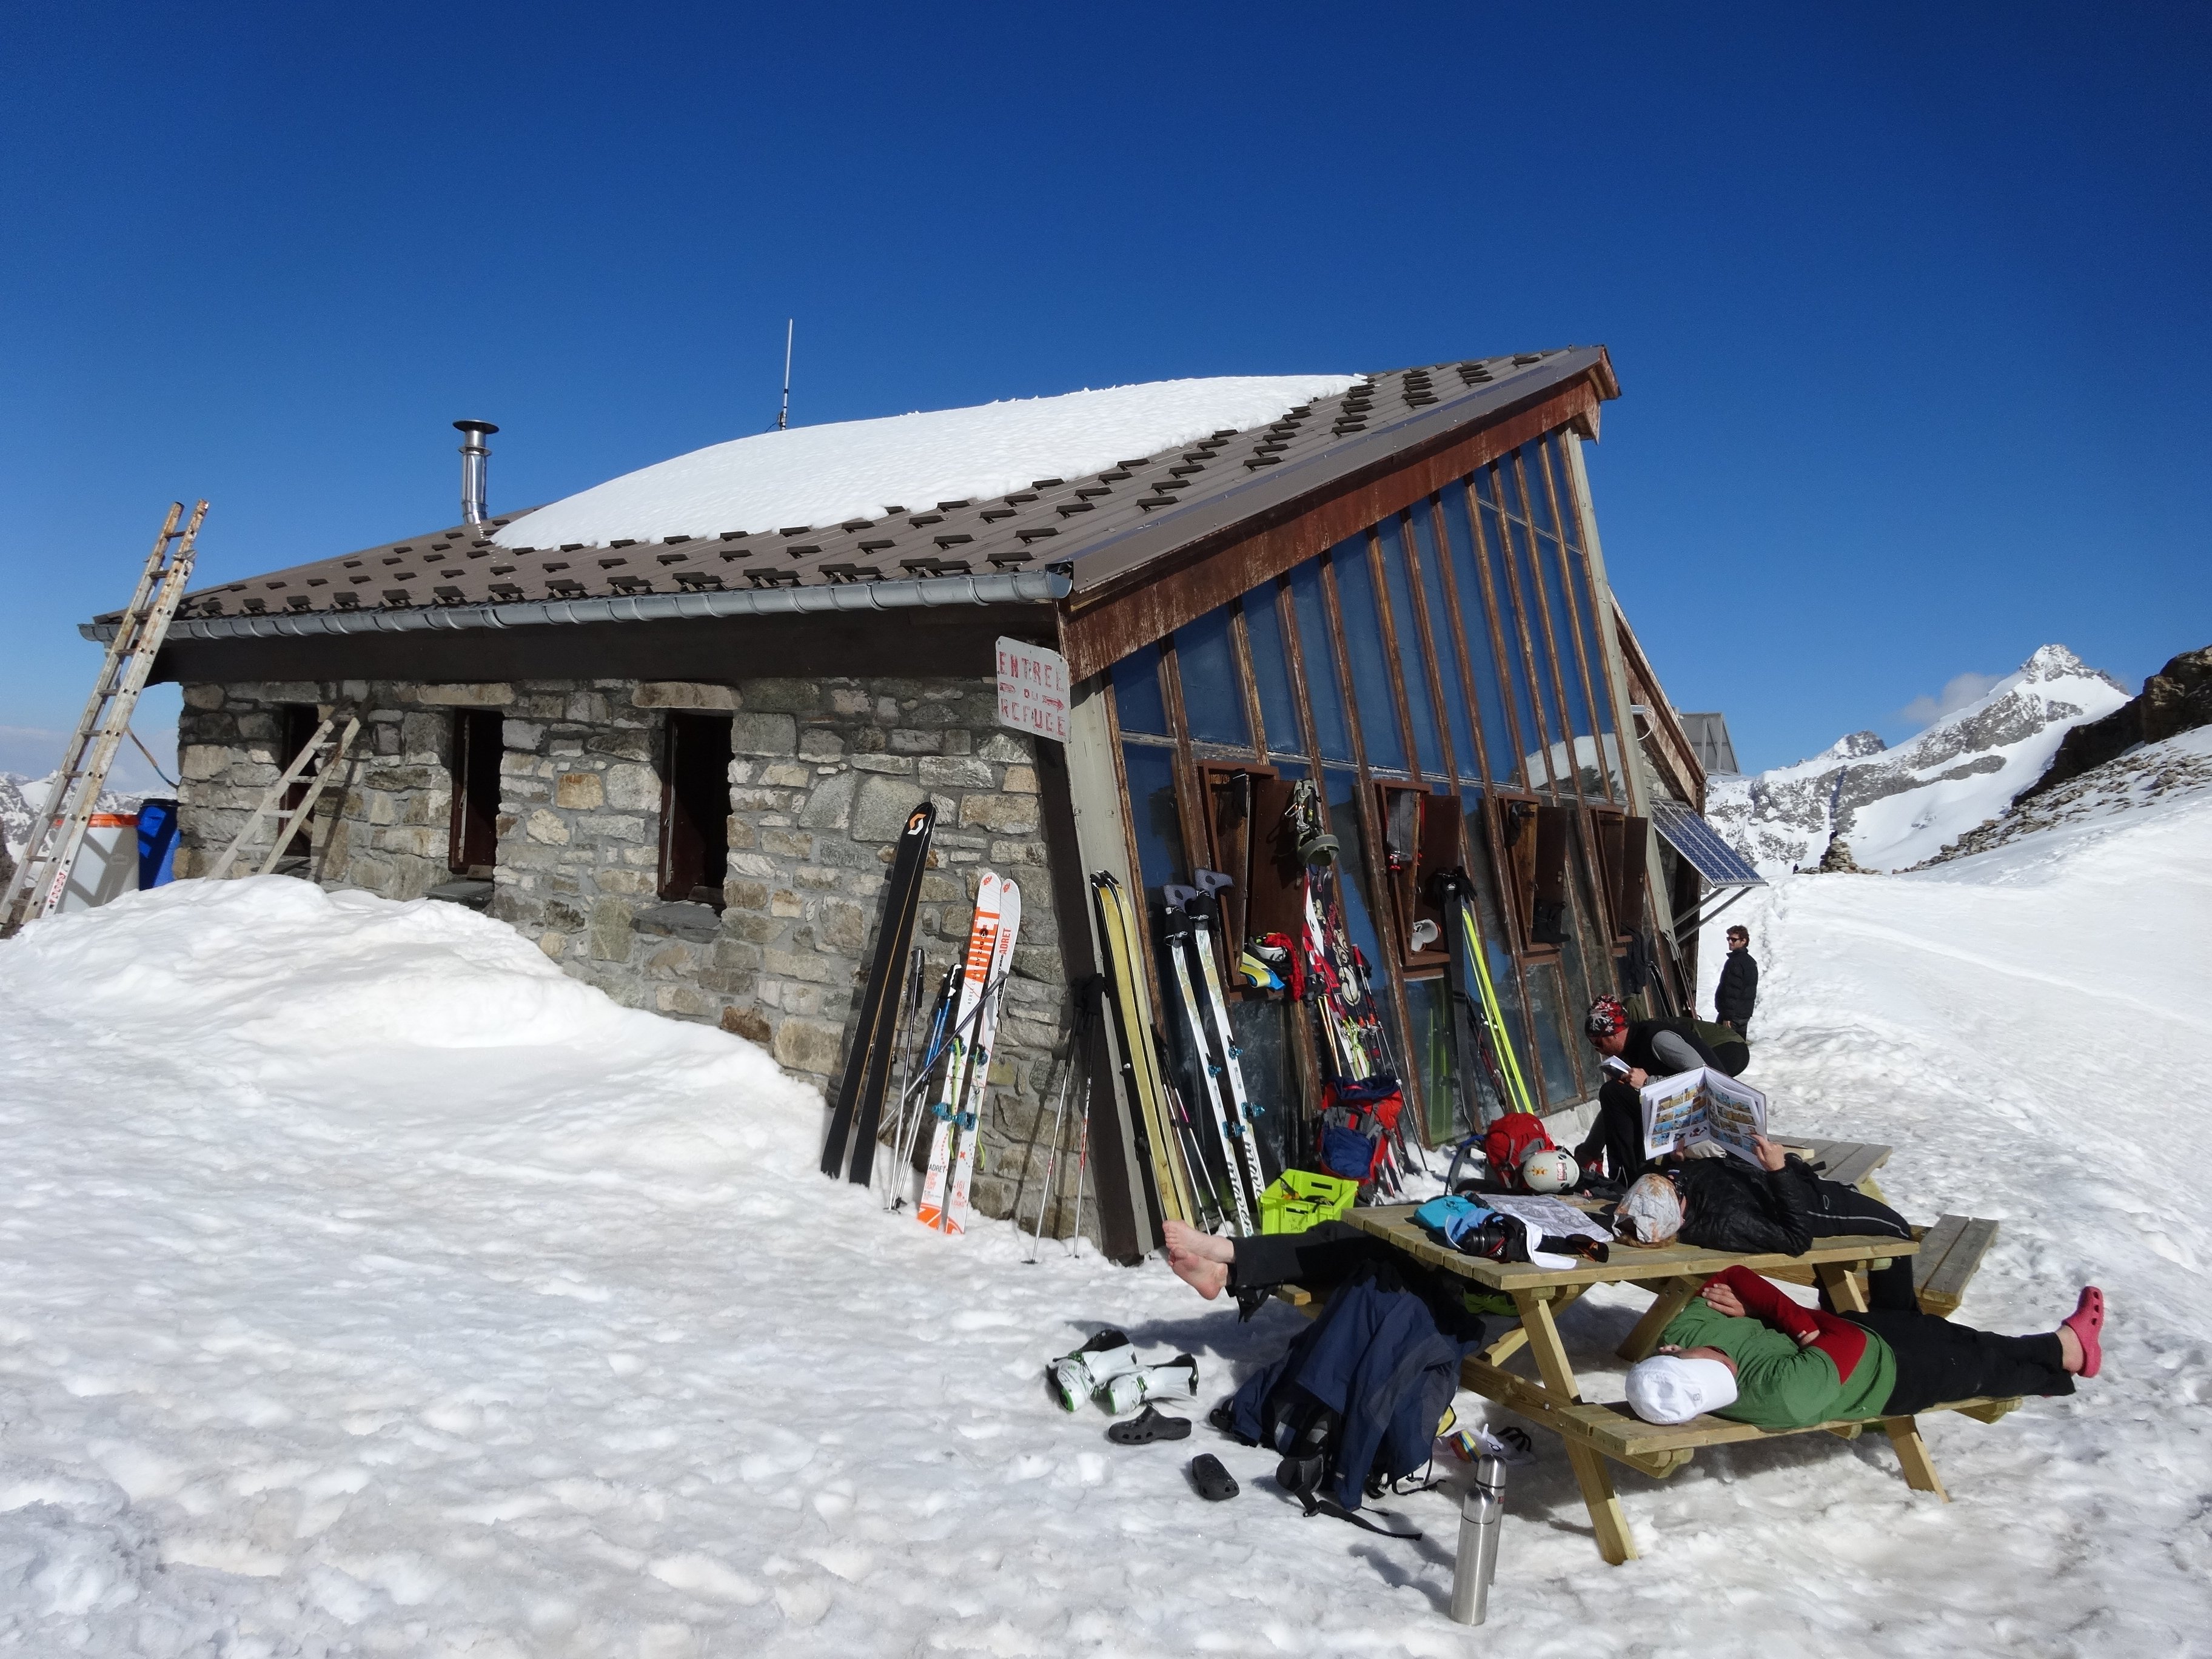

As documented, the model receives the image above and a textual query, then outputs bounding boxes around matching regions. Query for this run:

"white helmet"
[1520,1147,1579,1193]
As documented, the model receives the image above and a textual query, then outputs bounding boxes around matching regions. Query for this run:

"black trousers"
[1228,1221,1378,1296]
[1577,1080,1652,1182]
[1803,1183,1918,1313]
[1848,1310,2075,1416]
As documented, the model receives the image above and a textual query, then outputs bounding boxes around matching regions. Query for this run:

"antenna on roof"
[776,319,793,431]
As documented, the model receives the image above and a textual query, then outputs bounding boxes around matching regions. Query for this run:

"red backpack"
[1482,1113,1556,1193]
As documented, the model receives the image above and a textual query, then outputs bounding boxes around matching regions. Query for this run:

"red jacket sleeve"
[1709,1266,1869,1381]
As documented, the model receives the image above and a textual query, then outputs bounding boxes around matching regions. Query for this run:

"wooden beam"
[1883,1416,1949,1500]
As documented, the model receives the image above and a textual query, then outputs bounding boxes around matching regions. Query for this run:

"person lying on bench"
[1624,1265,2105,1429]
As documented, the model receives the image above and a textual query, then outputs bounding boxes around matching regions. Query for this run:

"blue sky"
[2,2,2204,785]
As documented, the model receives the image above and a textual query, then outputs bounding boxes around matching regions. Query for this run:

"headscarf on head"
[1584,994,1627,1041]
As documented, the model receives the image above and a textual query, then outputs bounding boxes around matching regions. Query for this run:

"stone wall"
[173,672,1084,1233]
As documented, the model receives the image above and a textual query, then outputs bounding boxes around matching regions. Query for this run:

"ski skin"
[915,873,1003,1229]
[822,802,937,1184]
[941,880,1021,1235]
[1091,874,1196,1227]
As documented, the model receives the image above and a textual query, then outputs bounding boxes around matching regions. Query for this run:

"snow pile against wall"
[1708,645,2130,873]
[4,843,2208,1652]
[493,375,1358,550]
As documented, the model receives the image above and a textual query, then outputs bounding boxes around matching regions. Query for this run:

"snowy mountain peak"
[1708,644,2130,873]
[1825,730,1888,762]
[2019,642,2120,688]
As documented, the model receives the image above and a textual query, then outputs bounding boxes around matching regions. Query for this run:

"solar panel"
[1649,800,1765,888]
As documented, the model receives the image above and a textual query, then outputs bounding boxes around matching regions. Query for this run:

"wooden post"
[1882,1416,1949,1500]
[1515,1290,1638,1564]
[1617,1274,1709,1362]
[1815,1259,1871,1314]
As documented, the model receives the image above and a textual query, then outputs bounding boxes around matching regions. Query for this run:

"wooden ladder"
[1,501,206,936]
[205,714,363,880]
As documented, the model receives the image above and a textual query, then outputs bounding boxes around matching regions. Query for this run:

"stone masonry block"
[555,772,605,809]
[773,1016,845,1076]
[731,712,798,756]
[413,683,515,707]
[632,682,741,710]
[853,774,930,842]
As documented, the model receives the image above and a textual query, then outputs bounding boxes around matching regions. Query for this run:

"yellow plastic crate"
[1258,1170,1361,1235]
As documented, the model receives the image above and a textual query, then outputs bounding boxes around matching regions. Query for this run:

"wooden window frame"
[447,708,503,875]
[657,711,733,907]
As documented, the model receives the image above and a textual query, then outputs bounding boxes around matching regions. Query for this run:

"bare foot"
[1168,1250,1230,1300]
[1162,1219,1235,1266]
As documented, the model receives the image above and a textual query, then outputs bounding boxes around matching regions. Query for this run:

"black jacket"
[1675,1155,1913,1256]
[1715,948,1759,1024]
[1623,1018,1723,1077]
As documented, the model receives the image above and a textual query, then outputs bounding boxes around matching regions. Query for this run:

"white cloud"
[1900,669,2006,729]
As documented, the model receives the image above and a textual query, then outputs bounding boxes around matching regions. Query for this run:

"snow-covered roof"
[494,377,1359,551]
[132,349,1617,642]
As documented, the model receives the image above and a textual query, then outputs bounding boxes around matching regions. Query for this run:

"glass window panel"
[1324,766,1396,1068]
[1550,435,1583,548]
[1441,486,1520,786]
[1173,606,1249,749]
[1110,642,1168,736]
[1509,518,1574,793]
[1493,454,1524,521]
[1412,503,1483,785]
[1472,463,1496,508]
[1564,535,1628,797]
[1289,561,1355,763]
[1538,532,1598,767]
[1229,997,1296,1182]
[1522,962,1583,1107]
[1519,443,1557,538]
[1121,743,1185,891]
[1480,499,1552,789]
[1328,539,1408,772]
[1403,976,1461,1142]
[1376,517,1447,777]
[1240,582,1305,758]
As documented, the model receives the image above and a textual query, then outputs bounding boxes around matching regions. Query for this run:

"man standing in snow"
[1714,926,1758,1037]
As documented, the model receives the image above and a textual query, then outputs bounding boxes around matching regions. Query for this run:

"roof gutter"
[81,567,1071,645]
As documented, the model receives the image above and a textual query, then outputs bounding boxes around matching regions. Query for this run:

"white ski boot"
[1047,1330,1141,1412]
[1102,1352,1199,1416]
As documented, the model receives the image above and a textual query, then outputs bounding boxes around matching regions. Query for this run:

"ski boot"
[1047,1329,1141,1412]
[1101,1352,1199,1416]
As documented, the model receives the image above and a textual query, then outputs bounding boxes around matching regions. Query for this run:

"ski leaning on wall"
[914,873,1021,1234]
[1091,873,1199,1228]
[821,801,937,1184]
[1435,868,1534,1120]
[1162,874,1269,1233]
[941,879,1021,1236]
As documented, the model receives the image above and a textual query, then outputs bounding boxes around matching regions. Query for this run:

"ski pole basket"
[1258,1170,1361,1235]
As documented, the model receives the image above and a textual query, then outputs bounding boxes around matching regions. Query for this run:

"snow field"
[1,769,2208,1655]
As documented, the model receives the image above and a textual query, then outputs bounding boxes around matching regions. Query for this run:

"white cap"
[1625,1355,1738,1424]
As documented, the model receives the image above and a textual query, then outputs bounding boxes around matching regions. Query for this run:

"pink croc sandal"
[2062,1286,2104,1378]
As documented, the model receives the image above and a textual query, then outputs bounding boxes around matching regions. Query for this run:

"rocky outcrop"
[2022,645,2212,802]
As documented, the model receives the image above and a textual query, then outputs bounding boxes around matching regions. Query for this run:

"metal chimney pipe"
[454,420,498,525]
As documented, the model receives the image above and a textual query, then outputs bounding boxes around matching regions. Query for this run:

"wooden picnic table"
[1319,1138,2016,1564]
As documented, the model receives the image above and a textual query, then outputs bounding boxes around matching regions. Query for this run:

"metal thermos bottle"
[1448,1453,1507,1624]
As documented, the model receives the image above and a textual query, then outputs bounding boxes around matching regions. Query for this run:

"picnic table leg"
[1513,1290,1638,1565]
[1882,1416,1950,1501]
[1815,1259,1871,1314]
[1617,1275,1710,1362]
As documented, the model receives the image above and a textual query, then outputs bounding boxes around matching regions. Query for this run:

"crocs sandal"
[1105,1404,1191,1446]
[2062,1285,2104,1378]
[1188,1453,1239,1501]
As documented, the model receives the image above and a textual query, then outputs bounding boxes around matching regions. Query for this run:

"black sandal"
[1188,1453,1239,1501]
[1105,1404,1191,1445]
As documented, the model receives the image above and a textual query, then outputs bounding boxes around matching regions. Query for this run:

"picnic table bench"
[1284,1138,2011,1564]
